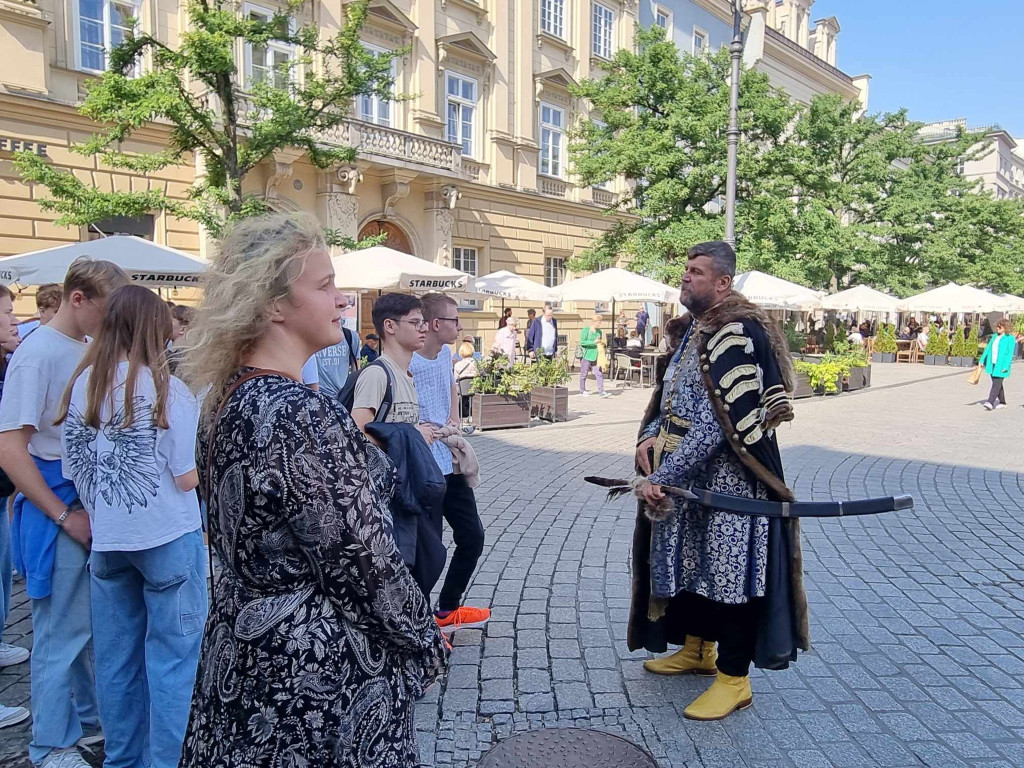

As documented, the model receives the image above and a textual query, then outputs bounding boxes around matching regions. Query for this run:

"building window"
[540,0,566,39]
[540,103,564,178]
[592,3,615,59]
[446,73,477,157]
[78,0,138,73]
[359,45,395,126]
[655,8,670,32]
[693,28,707,55]
[544,256,565,288]
[453,246,480,308]
[245,5,295,90]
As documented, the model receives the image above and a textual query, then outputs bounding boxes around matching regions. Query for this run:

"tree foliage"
[570,27,1024,294]
[14,0,399,244]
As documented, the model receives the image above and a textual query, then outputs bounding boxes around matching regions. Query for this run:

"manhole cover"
[477,728,659,768]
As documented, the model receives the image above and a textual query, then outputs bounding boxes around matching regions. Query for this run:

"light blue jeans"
[90,529,208,768]
[29,530,99,764]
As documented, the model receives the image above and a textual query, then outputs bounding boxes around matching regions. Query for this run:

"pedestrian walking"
[411,294,490,634]
[0,284,29,731]
[526,304,558,360]
[178,213,447,768]
[631,241,807,721]
[58,286,206,768]
[579,314,608,397]
[0,258,130,768]
[636,307,649,344]
[979,318,1016,410]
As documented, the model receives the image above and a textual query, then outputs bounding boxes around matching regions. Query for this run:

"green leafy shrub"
[783,321,805,354]
[967,325,981,360]
[470,356,537,397]
[924,330,950,358]
[794,359,845,394]
[874,324,898,355]
[530,354,572,388]
[950,328,970,358]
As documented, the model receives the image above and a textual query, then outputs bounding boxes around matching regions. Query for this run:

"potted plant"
[871,324,898,363]
[948,328,972,367]
[967,325,981,365]
[923,331,950,365]
[530,354,571,422]
[843,346,868,391]
[470,355,534,430]
[794,359,845,397]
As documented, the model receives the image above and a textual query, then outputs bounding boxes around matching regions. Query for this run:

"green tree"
[14,0,399,244]
[568,27,798,283]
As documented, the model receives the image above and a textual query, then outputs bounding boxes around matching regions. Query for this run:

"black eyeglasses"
[434,317,461,323]
[397,319,429,330]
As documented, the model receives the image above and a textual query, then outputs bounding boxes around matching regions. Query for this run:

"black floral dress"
[180,372,448,768]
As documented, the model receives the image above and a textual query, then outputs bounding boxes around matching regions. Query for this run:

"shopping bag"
[967,366,982,385]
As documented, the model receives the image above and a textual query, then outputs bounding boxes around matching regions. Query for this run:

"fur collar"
[664,291,796,392]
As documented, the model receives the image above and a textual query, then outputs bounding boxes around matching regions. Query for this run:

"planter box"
[871,352,896,364]
[472,393,531,430]
[819,373,844,396]
[846,365,871,391]
[924,355,947,366]
[949,356,975,368]
[530,386,569,422]
[792,371,815,399]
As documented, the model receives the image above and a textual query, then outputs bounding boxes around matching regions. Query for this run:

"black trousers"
[661,590,760,677]
[987,376,1007,406]
[434,474,485,611]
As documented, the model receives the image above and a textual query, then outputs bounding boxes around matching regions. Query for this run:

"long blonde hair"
[56,285,172,429]
[179,213,326,422]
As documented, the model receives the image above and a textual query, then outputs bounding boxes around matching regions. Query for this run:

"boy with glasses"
[410,294,490,633]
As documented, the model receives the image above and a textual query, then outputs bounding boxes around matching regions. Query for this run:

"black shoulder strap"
[370,358,395,423]
[343,327,358,370]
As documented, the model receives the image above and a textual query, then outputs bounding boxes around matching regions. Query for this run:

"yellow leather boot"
[643,635,718,677]
[683,671,753,720]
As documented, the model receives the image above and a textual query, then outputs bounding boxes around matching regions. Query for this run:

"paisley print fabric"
[647,330,769,605]
[180,372,448,768]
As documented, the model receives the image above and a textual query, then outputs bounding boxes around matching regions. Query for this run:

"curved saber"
[583,476,914,518]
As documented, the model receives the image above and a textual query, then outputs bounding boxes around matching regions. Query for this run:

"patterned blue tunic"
[643,327,769,605]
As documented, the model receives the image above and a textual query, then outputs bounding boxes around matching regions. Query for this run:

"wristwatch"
[55,501,83,527]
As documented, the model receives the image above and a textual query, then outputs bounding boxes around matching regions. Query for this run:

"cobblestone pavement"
[1,364,1023,767]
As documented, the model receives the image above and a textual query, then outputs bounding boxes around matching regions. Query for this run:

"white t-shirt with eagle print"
[62,362,201,552]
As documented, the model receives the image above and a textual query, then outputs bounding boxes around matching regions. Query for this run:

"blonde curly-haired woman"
[178,213,448,768]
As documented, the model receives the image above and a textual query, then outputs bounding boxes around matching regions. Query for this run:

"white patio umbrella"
[732,271,822,311]
[556,267,679,304]
[819,284,900,316]
[896,283,1010,314]
[998,293,1024,314]
[473,270,559,302]
[331,246,472,292]
[0,235,206,286]
[557,268,679,375]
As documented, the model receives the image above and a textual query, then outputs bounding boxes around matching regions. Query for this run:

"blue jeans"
[90,529,208,768]
[29,530,99,764]
[0,497,10,643]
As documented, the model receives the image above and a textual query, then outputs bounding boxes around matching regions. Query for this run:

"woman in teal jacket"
[579,313,608,397]
[979,318,1017,410]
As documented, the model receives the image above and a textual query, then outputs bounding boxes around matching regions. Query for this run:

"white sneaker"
[41,746,91,768]
[983,401,994,410]
[995,403,1007,409]
[0,704,29,729]
[580,391,591,397]
[599,392,611,399]
[0,643,29,667]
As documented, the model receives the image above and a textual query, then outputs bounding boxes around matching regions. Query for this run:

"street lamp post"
[724,0,744,245]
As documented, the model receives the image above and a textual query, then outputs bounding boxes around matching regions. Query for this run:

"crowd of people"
[0,213,493,767]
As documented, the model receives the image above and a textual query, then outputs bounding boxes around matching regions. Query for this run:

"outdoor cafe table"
[640,351,662,388]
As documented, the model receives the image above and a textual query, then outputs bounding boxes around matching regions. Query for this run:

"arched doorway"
[358,220,413,254]
[356,220,414,340]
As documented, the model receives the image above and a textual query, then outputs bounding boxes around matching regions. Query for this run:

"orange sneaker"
[435,606,491,634]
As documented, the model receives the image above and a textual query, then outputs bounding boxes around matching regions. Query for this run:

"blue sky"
[812,0,1023,136]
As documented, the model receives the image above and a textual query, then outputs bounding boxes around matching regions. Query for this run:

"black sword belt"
[584,476,914,518]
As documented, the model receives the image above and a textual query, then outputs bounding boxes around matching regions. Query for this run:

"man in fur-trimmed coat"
[631,241,809,721]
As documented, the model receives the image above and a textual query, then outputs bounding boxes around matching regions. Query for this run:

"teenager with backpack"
[410,294,490,633]
[352,294,447,597]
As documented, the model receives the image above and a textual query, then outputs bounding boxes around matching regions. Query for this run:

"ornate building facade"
[920,120,1024,201]
[0,0,637,347]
